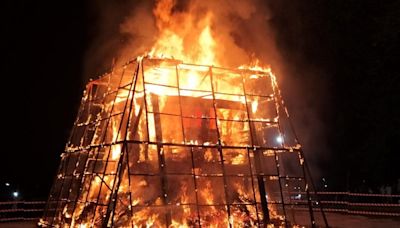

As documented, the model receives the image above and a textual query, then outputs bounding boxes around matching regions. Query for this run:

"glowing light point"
[12,191,19,198]
[276,135,283,144]
[5,183,10,187]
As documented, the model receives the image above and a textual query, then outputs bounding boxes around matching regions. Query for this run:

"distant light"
[276,136,283,144]
[12,191,19,198]
[5,183,10,187]
[324,184,328,188]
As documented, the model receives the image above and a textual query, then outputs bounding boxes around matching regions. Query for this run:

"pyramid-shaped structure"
[40,57,328,227]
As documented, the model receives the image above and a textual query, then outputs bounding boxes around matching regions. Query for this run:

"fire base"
[40,58,328,227]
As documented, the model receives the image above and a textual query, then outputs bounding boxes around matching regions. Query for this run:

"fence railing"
[0,201,45,222]
[293,191,400,217]
[0,192,399,222]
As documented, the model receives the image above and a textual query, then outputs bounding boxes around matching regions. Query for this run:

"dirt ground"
[325,212,400,228]
[0,221,37,228]
[0,213,399,228]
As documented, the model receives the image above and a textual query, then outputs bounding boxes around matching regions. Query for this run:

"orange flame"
[60,0,297,227]
[150,0,218,66]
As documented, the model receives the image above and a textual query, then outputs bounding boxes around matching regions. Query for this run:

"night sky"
[2,0,399,200]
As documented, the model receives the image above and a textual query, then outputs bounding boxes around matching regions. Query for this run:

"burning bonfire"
[39,0,328,227]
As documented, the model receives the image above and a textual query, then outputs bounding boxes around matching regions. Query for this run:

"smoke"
[264,1,331,182]
[84,0,329,182]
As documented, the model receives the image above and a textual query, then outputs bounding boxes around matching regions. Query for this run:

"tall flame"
[150,0,218,65]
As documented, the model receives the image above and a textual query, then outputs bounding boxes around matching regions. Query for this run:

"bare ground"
[0,214,399,228]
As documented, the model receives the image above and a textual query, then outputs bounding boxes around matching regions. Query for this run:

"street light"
[12,191,19,198]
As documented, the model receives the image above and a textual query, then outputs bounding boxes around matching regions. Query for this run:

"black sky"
[2,0,400,200]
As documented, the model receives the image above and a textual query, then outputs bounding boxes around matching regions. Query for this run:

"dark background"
[2,0,399,200]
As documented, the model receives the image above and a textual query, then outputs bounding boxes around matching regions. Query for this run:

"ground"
[326,212,399,228]
[1,213,399,228]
